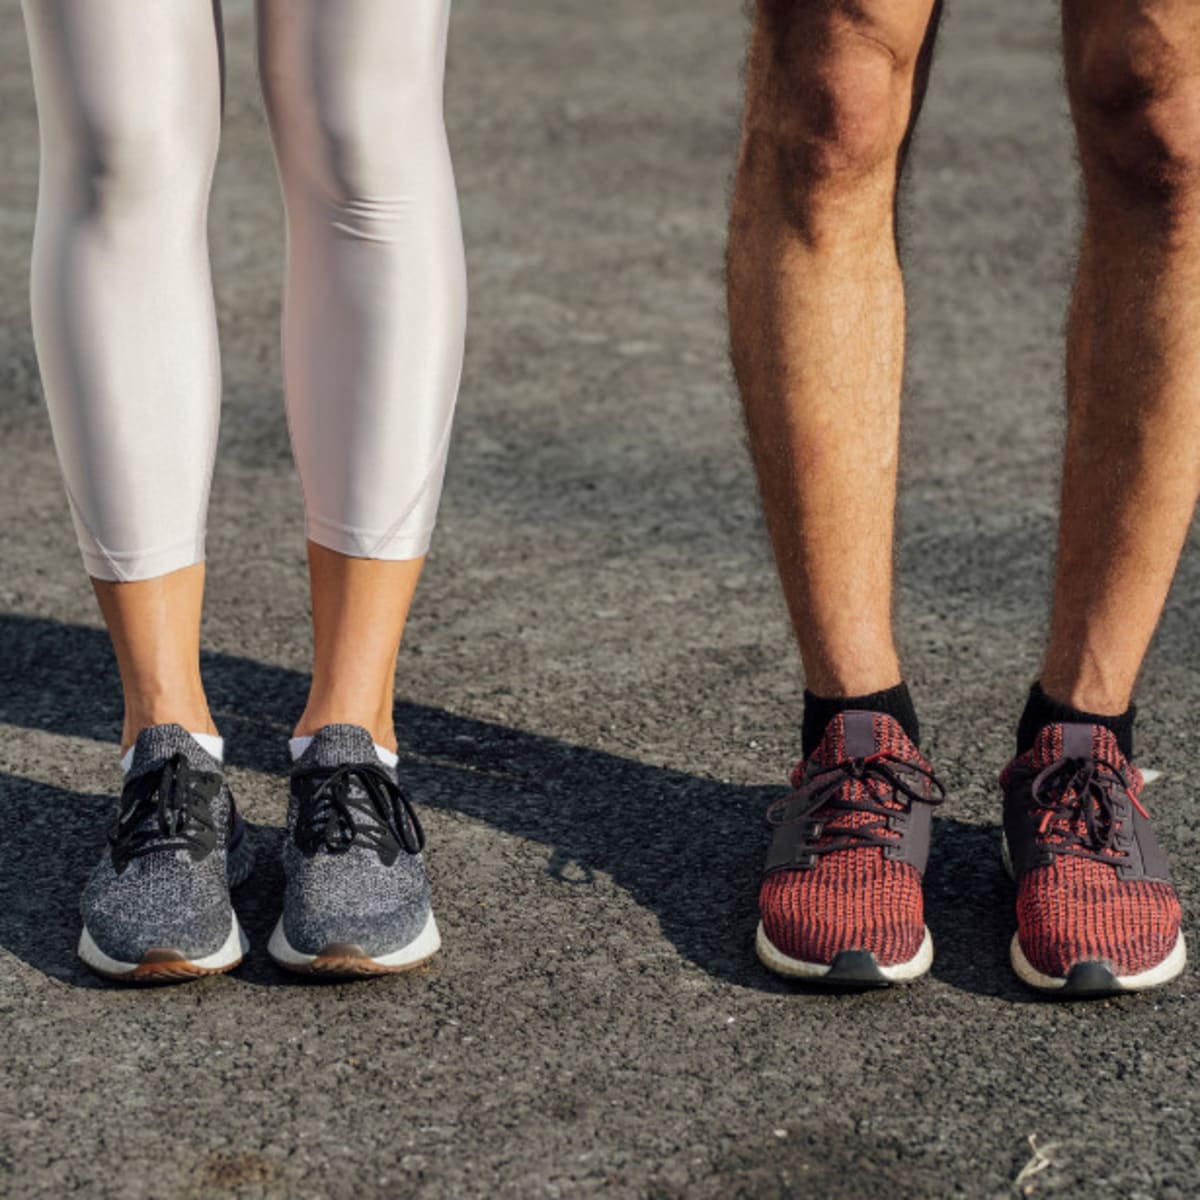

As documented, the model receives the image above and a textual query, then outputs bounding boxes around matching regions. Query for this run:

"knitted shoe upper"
[759,712,941,968]
[1001,723,1182,980]
[282,724,432,957]
[81,724,235,963]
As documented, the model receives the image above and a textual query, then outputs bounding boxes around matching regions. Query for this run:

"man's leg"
[728,0,940,705]
[1001,0,1198,994]
[1039,0,1200,718]
[727,1,945,985]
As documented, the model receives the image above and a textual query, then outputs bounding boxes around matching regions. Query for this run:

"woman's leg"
[298,545,423,753]
[93,567,218,752]
[22,1,252,984]
[22,0,225,753]
[257,0,462,976]
[257,0,466,752]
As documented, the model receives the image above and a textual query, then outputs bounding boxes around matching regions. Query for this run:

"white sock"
[121,731,225,775]
[288,735,398,768]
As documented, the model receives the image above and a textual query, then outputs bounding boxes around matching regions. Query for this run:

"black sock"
[802,682,920,758]
[1016,681,1135,760]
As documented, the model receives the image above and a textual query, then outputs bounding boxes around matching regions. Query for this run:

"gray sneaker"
[78,724,253,983]
[268,724,440,977]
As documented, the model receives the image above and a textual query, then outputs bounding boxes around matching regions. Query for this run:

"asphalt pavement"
[1,2,1199,1197]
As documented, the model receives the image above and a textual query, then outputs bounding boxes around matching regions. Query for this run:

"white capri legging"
[21,0,467,582]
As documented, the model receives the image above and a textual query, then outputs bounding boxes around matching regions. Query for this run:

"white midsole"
[78,910,248,976]
[755,921,933,982]
[1010,929,1187,992]
[267,908,441,968]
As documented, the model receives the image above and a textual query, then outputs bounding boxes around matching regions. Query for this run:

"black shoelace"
[766,751,945,856]
[293,761,424,866]
[108,752,221,873]
[1028,754,1148,863]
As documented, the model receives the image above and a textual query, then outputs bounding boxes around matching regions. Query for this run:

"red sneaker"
[1000,723,1185,995]
[757,711,944,986]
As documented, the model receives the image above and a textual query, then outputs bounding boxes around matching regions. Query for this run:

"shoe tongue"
[800,711,916,836]
[128,723,221,780]
[1028,722,1131,854]
[1029,722,1121,768]
[809,710,887,769]
[297,724,381,771]
[840,710,881,759]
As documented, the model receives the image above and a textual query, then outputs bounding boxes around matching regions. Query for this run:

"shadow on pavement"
[0,613,1033,999]
[923,817,1033,1002]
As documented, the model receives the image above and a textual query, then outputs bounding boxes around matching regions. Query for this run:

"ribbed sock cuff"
[1016,681,1135,760]
[802,682,920,759]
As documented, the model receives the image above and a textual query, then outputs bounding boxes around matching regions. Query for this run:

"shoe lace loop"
[766,751,945,855]
[293,761,425,864]
[1029,754,1148,860]
[108,752,220,872]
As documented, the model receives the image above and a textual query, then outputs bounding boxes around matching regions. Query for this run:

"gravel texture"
[1,2,1199,1197]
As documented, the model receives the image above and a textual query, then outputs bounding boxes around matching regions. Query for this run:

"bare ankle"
[121,703,218,755]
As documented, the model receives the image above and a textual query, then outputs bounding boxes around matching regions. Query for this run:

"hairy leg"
[1043,0,1200,713]
[727,0,941,697]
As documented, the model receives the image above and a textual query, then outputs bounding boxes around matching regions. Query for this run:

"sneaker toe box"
[81,854,232,964]
[759,852,925,969]
[1016,860,1182,980]
[281,848,432,958]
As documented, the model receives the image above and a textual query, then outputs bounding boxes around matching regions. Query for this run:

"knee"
[309,57,445,204]
[1069,9,1200,211]
[741,3,928,218]
[57,102,216,223]
[316,112,416,204]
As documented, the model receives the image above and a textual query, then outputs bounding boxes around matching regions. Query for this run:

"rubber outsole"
[1001,834,1187,996]
[78,909,249,984]
[755,921,933,986]
[267,908,441,978]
